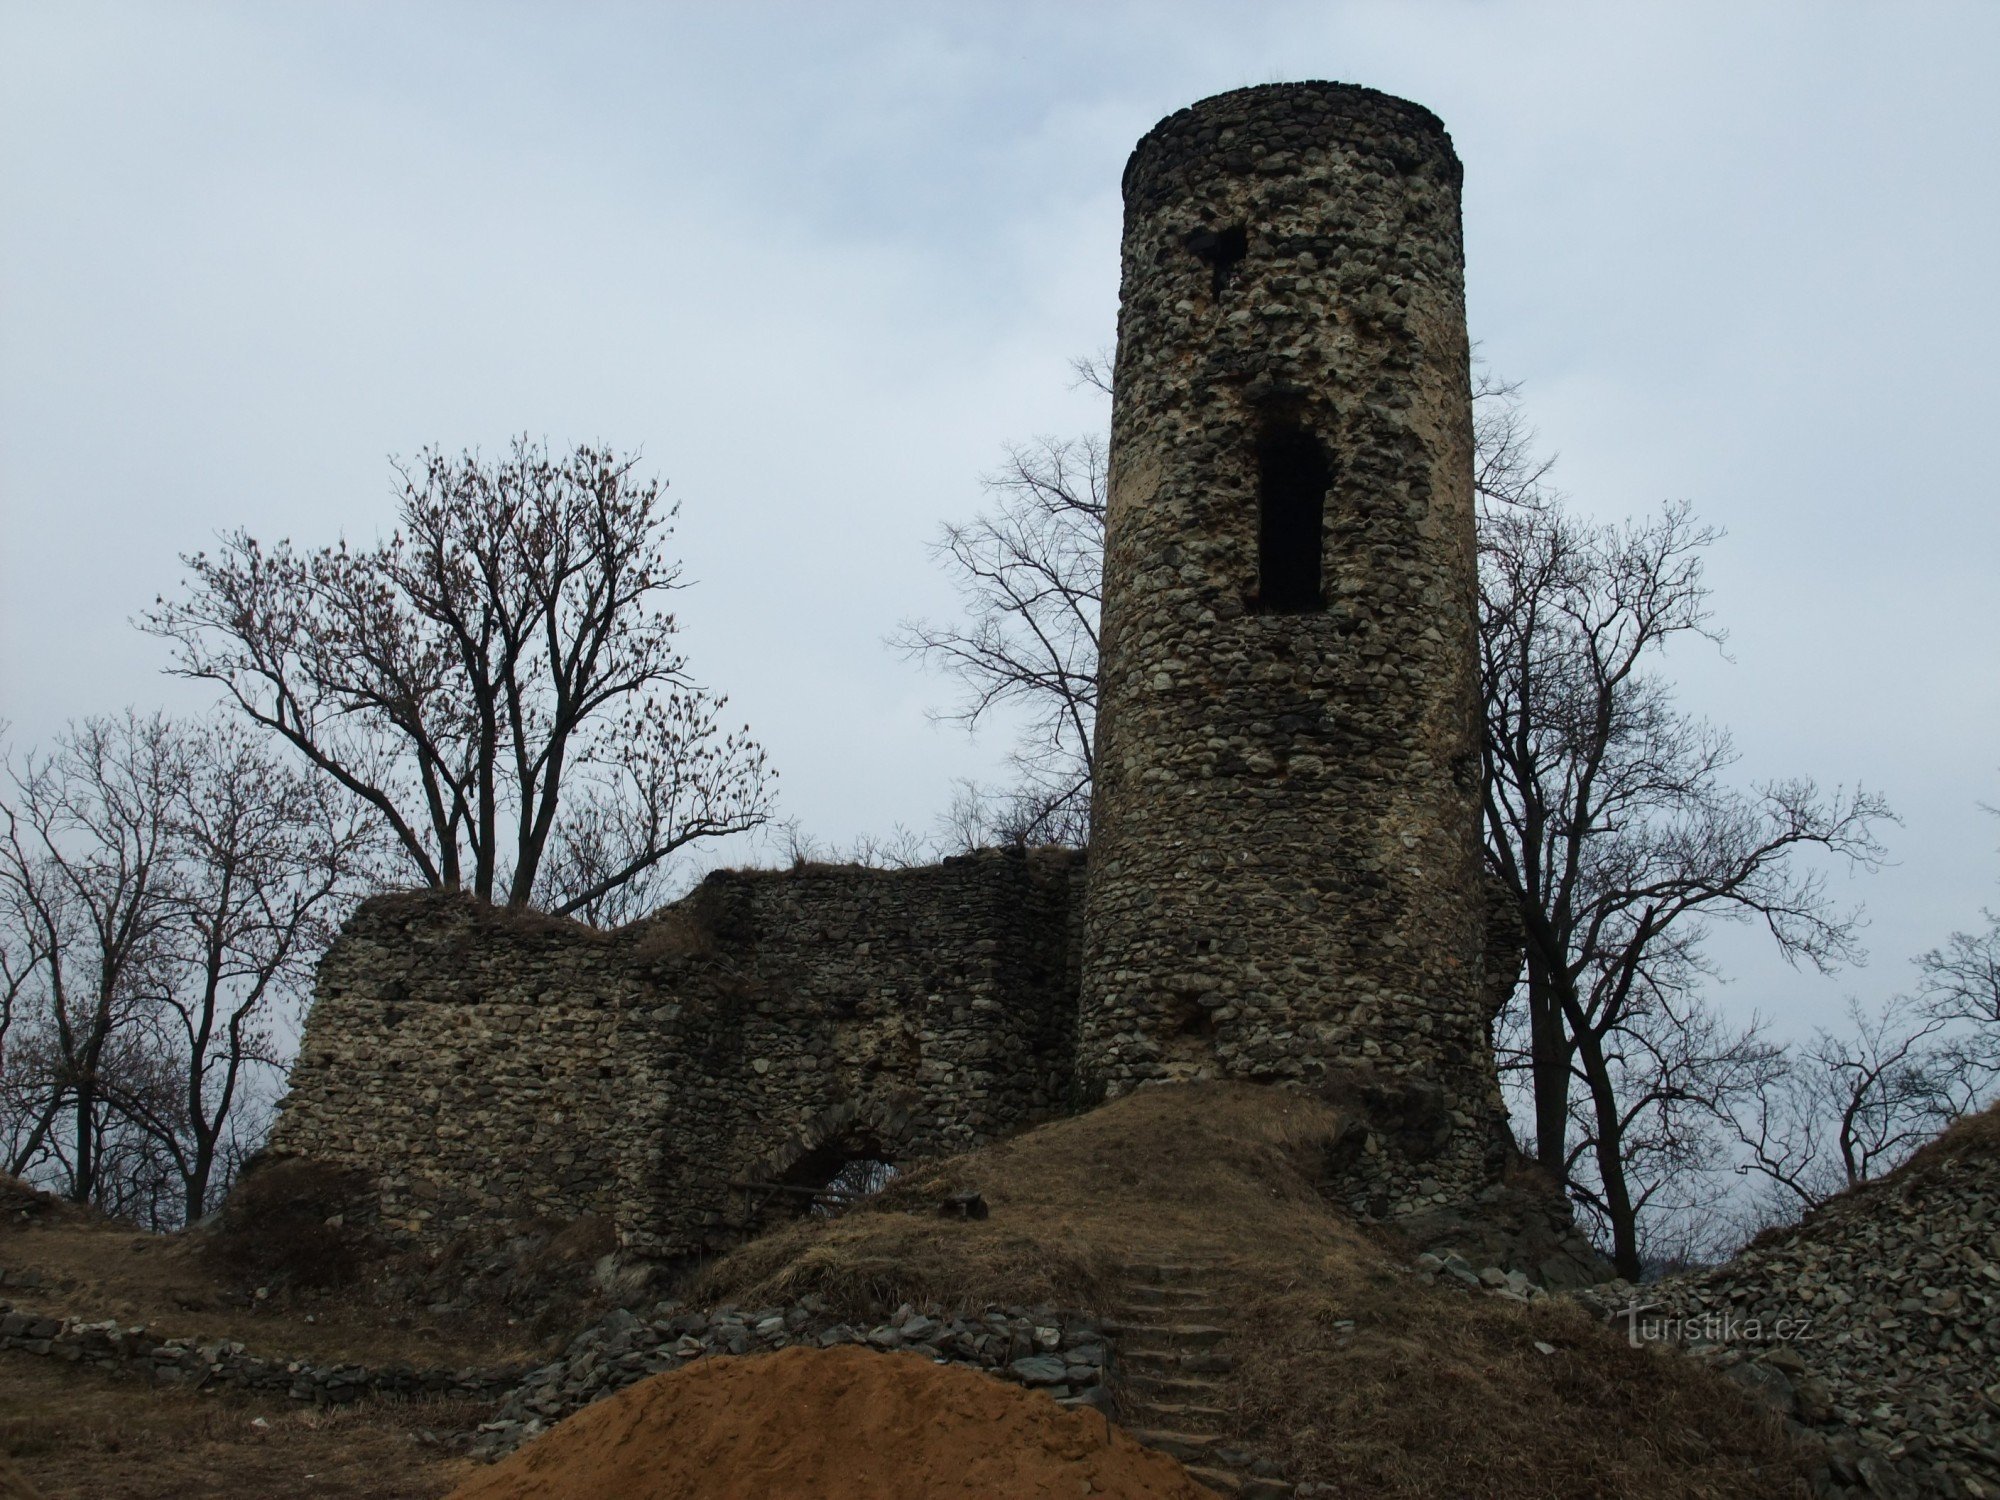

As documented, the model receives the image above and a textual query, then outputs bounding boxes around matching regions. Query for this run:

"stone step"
[1125,1399,1233,1433]
[1114,1283,1223,1309]
[1116,1372,1231,1406]
[1114,1263,1226,1286]
[1183,1465,1293,1499]
[1102,1321,1232,1349]
[1129,1428,1225,1464]
[1112,1312,1232,1336]
[1118,1346,1235,1377]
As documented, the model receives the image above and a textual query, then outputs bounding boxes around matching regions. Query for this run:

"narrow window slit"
[1256,422,1330,613]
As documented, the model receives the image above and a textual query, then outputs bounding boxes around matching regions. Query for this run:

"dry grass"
[0,1215,548,1368]
[697,1081,1814,1500]
[1227,1264,1810,1498]
[0,1355,484,1499]
[696,1082,1362,1315]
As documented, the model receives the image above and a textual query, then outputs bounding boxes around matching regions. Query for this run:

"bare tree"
[143,722,377,1221]
[1732,992,1983,1216]
[1917,906,2000,1073]
[1730,863,2000,1224]
[1,715,375,1224]
[893,376,1107,847]
[1470,367,1560,513]
[143,438,773,918]
[1478,494,1891,1274]
[1,714,180,1203]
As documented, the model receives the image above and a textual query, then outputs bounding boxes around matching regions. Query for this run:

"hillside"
[1580,1103,2000,1500]
[681,1082,1810,1499]
[2,1083,1834,1498]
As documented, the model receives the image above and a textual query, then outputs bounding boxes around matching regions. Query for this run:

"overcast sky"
[3,2,1995,1041]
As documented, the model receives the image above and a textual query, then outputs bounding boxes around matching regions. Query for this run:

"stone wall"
[1078,81,1505,1211]
[270,848,1084,1260]
[0,1304,522,1405]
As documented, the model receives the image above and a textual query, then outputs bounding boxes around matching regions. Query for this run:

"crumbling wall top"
[1123,81,1461,206]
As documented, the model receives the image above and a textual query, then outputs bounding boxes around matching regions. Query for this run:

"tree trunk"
[1526,952,1573,1173]
[1576,1030,1643,1278]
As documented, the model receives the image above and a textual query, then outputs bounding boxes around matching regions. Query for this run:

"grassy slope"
[0,1356,480,1500]
[1,1083,1821,1498]
[698,1082,1814,1500]
[0,1177,519,1498]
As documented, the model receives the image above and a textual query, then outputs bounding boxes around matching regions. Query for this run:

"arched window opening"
[777,1133,898,1220]
[1256,422,1330,613]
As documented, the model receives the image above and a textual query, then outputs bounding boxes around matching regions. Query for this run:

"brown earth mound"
[446,1344,1214,1500]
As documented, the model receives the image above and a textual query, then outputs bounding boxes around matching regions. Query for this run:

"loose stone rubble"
[1393,1174,1616,1290]
[0,1301,520,1404]
[469,1299,1112,1460]
[1570,1116,2000,1500]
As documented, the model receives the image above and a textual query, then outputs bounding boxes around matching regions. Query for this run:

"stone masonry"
[270,82,1516,1253]
[1078,82,1506,1209]
[270,849,1083,1261]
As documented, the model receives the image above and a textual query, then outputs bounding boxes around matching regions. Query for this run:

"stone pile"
[1410,1251,1546,1300]
[1393,1175,1615,1290]
[0,1302,520,1404]
[1573,1113,2000,1500]
[471,1298,1111,1460]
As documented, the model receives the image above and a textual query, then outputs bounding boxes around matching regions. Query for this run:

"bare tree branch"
[892,429,1106,847]
[141,439,773,916]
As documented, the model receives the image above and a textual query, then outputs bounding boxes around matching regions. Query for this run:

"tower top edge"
[1123,81,1460,202]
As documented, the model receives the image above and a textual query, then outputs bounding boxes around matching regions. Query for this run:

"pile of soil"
[446,1345,1214,1500]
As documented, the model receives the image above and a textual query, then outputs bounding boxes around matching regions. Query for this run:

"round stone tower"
[1078,82,1502,1207]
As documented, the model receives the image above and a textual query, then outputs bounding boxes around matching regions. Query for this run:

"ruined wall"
[1078,81,1506,1211]
[270,848,1083,1260]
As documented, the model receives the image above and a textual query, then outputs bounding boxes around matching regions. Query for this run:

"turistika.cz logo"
[1616,1303,1814,1349]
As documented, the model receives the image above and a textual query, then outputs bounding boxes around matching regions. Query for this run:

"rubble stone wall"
[269,848,1084,1260]
[1079,81,1505,1211]
[1572,1110,2000,1500]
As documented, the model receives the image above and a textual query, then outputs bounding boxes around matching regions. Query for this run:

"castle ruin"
[268,81,1511,1259]
[1080,83,1506,1205]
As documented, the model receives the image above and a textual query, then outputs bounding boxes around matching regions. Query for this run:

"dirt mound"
[698,1079,1360,1314]
[445,1344,1214,1500]
[697,1082,1811,1499]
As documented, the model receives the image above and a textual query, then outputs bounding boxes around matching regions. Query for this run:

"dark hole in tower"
[1185,224,1248,294]
[1256,422,1330,613]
